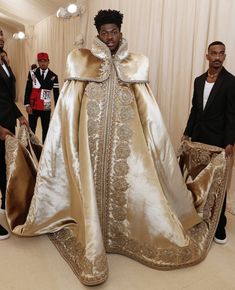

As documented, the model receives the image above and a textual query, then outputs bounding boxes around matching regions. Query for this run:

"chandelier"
[56,2,86,19]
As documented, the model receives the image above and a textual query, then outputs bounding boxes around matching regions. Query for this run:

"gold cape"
[5,38,228,285]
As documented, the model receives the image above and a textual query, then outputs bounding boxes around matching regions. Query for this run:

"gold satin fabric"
[5,38,228,286]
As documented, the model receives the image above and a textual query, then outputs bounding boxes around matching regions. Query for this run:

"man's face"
[206,44,226,69]
[98,23,122,54]
[38,59,49,70]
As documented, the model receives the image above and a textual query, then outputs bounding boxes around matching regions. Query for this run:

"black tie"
[41,70,45,79]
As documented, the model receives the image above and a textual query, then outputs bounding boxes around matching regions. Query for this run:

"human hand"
[26,106,32,115]
[18,116,29,127]
[181,135,190,142]
[225,144,234,159]
[0,125,14,140]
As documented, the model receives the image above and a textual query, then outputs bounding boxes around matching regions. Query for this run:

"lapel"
[197,73,207,112]
[44,69,51,82]
[203,67,225,112]
[7,65,16,82]
[0,63,12,89]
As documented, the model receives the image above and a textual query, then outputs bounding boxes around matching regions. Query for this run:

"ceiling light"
[67,4,77,14]
[18,31,25,39]
[56,2,86,19]
[13,31,26,39]
[56,7,71,18]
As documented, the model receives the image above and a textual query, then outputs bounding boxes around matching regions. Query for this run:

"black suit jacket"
[184,67,235,148]
[0,61,22,132]
[24,67,59,109]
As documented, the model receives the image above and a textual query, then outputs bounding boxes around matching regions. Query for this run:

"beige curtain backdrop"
[4,15,82,104]
[2,0,235,211]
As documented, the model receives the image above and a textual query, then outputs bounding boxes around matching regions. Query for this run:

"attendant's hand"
[181,135,190,142]
[26,106,33,115]
[225,144,234,159]
[18,116,29,127]
[0,125,14,140]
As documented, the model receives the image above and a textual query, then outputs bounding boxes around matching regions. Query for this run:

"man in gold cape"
[5,10,228,285]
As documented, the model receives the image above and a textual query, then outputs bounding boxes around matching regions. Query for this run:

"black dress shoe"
[0,224,9,240]
[214,228,227,244]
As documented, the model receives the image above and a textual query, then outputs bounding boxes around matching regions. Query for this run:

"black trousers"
[215,193,227,234]
[29,110,51,143]
[0,127,15,209]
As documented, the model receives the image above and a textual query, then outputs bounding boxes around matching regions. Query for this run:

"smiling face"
[98,23,122,54]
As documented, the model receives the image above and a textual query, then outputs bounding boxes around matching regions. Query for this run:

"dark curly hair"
[94,9,123,33]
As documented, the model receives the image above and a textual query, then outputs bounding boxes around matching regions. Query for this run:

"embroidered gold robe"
[5,37,228,286]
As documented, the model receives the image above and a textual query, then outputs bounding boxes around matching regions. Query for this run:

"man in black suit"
[24,52,59,143]
[0,30,28,239]
[183,41,235,244]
